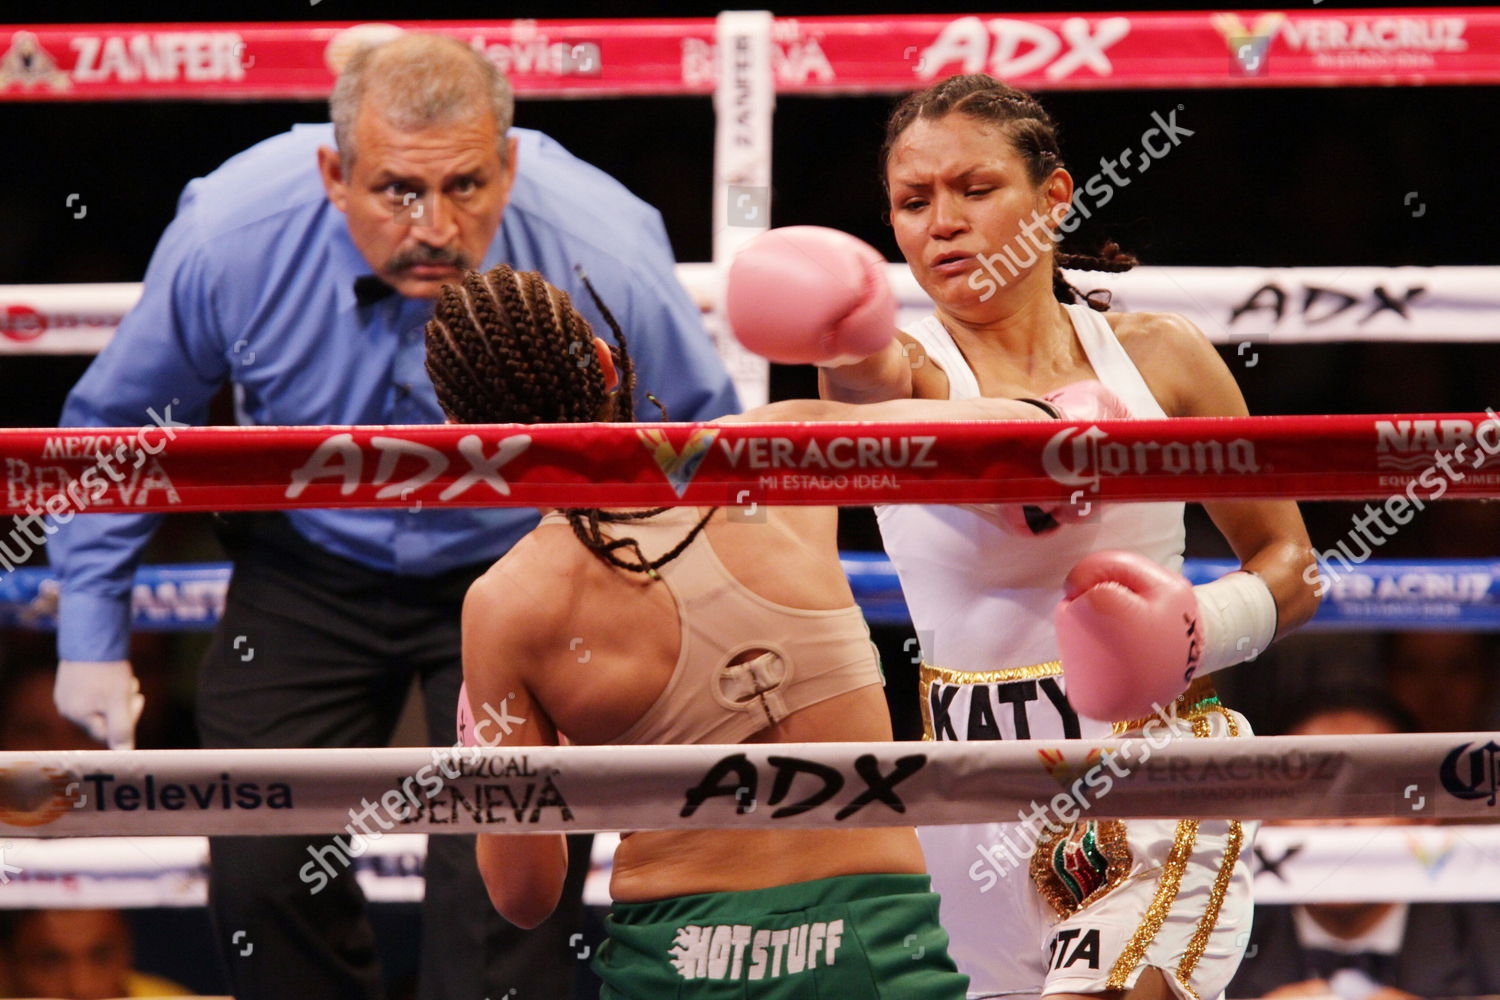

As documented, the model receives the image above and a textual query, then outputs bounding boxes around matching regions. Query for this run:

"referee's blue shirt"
[52,124,740,662]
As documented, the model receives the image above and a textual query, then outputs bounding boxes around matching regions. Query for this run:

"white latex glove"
[54,660,144,750]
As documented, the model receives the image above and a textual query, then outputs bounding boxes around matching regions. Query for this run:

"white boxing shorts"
[920,675,1257,1000]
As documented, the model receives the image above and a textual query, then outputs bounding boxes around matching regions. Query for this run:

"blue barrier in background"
[5,557,1499,631]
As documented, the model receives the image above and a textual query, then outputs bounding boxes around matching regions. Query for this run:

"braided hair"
[425,264,715,576]
[881,73,1135,311]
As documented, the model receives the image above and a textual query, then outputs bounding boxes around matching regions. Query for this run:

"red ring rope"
[3,413,1498,515]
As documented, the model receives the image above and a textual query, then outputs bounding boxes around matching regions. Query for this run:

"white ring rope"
[2,733,1497,839]
[3,265,1499,356]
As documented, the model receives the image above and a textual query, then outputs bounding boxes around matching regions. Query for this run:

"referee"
[49,33,737,1000]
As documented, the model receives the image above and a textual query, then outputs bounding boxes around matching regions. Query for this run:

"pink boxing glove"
[456,680,479,748]
[1044,379,1131,424]
[1054,550,1201,722]
[725,226,897,366]
[966,380,1130,535]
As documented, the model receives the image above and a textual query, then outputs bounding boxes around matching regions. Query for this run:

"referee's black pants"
[197,514,591,1000]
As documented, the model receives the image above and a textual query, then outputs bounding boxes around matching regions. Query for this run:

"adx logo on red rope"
[285,432,533,502]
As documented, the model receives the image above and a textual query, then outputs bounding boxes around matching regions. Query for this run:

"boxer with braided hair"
[428,265,622,425]
[427,263,713,577]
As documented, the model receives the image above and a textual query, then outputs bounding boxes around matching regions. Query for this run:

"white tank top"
[879,304,1188,998]
[876,302,1186,741]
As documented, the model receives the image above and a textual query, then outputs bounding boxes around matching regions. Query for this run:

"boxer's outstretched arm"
[720,380,1128,425]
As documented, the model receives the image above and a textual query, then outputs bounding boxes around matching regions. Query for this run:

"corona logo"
[1439,740,1500,807]
[1041,425,1259,492]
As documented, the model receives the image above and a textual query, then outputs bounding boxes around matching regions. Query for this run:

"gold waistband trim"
[919,660,1062,687]
[918,660,1061,741]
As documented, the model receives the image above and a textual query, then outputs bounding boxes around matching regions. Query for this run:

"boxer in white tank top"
[719,75,1322,1000]
[879,304,1185,683]
[880,305,1255,1000]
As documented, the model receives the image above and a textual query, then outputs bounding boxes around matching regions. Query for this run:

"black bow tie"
[354,275,397,306]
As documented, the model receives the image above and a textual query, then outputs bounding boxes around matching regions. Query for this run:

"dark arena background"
[2,2,1499,998]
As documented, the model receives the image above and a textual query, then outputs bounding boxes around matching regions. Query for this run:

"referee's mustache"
[388,245,471,274]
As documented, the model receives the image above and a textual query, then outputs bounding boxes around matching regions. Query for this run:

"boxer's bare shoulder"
[1105,310,1238,419]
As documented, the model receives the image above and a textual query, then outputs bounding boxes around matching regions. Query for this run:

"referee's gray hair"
[329,33,514,169]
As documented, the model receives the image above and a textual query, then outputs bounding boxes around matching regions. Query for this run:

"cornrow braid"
[573,264,637,421]
[563,504,716,580]
[426,265,606,424]
[882,73,1138,313]
[425,264,715,577]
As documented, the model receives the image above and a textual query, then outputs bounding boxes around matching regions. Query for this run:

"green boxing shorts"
[594,873,970,999]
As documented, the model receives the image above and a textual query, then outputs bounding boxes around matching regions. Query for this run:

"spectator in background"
[1384,631,1500,732]
[0,666,208,997]
[0,909,194,999]
[1228,689,1500,998]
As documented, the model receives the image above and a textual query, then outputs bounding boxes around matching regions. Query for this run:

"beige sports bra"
[540,507,883,745]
